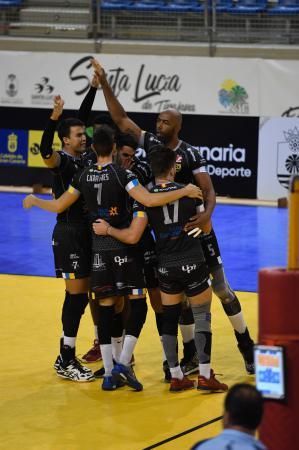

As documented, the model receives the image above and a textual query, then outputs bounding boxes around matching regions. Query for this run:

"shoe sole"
[170,385,195,392]
[102,383,125,391]
[197,386,227,392]
[56,372,95,382]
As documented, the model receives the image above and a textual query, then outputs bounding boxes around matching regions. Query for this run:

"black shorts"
[52,222,91,279]
[200,228,222,270]
[91,246,146,299]
[157,260,211,298]
[138,228,159,289]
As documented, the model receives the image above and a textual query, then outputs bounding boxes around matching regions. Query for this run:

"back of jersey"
[147,182,203,263]
[72,162,138,228]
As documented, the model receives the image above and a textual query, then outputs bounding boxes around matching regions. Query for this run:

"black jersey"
[51,151,88,224]
[146,182,205,265]
[130,158,153,187]
[140,131,207,185]
[70,162,140,228]
[40,119,89,224]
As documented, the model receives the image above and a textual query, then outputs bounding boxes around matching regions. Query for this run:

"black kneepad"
[163,303,182,336]
[126,298,148,338]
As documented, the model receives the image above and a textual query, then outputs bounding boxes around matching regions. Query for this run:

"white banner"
[260,60,299,118]
[257,117,299,200]
[0,51,259,116]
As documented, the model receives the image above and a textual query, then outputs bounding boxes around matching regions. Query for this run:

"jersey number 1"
[162,200,179,224]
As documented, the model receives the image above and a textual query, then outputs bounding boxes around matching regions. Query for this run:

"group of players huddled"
[23,59,255,393]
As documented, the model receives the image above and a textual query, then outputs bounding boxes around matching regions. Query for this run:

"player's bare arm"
[185,172,215,232]
[40,95,64,169]
[93,216,148,245]
[129,183,202,208]
[23,190,78,213]
[91,58,141,141]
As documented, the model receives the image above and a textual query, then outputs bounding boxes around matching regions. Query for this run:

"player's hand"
[51,95,64,120]
[184,183,203,200]
[23,194,36,209]
[91,70,101,89]
[93,219,109,235]
[184,213,212,234]
[90,58,106,83]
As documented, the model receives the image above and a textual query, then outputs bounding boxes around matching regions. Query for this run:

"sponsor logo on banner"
[69,56,196,113]
[196,144,252,179]
[277,126,299,188]
[27,130,61,167]
[0,129,28,165]
[31,77,55,105]
[282,107,299,118]
[218,79,249,115]
[1,74,23,105]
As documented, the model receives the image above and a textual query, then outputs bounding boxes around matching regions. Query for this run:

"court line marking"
[142,415,223,449]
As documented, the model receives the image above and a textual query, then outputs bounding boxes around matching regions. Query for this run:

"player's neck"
[97,155,113,165]
[63,147,79,158]
[166,136,180,150]
[156,176,173,184]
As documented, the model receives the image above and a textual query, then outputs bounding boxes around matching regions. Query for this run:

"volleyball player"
[93,146,228,392]
[92,58,255,375]
[23,126,202,391]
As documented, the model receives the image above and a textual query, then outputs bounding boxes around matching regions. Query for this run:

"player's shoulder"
[180,141,206,163]
[179,140,198,153]
[143,131,161,146]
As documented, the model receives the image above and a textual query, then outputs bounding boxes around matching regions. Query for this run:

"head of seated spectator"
[191,383,267,450]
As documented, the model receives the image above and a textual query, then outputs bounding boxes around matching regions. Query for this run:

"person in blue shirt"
[191,383,267,450]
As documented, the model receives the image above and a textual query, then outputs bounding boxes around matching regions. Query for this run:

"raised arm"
[91,58,142,141]
[77,70,100,125]
[93,216,148,245]
[23,190,79,214]
[40,95,64,169]
[129,183,202,208]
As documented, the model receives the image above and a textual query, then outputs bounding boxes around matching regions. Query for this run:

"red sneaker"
[81,339,102,363]
[197,370,228,392]
[170,376,195,392]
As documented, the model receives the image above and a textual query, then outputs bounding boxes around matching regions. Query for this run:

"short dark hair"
[225,384,264,430]
[149,145,176,178]
[115,133,138,151]
[92,125,114,157]
[92,113,116,130]
[57,118,84,143]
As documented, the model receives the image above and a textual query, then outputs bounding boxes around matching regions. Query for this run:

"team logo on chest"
[176,154,182,172]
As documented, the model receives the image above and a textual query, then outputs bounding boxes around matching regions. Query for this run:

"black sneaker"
[180,353,199,376]
[53,355,62,371]
[235,329,255,375]
[94,366,105,379]
[163,360,171,383]
[57,358,95,382]
[57,345,95,382]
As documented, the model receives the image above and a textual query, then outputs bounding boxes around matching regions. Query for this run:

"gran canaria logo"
[218,79,249,114]
[277,126,299,189]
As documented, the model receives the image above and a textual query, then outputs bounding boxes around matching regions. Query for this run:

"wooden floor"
[0,274,257,450]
